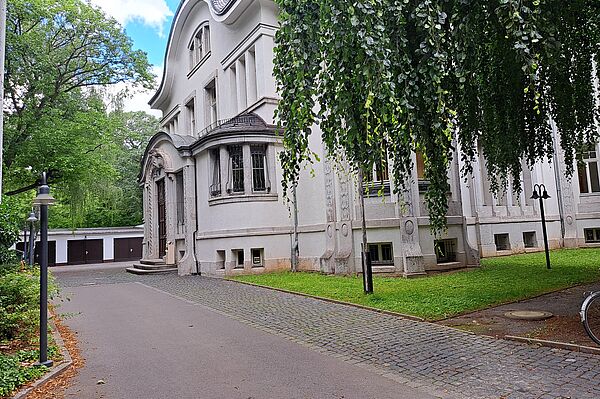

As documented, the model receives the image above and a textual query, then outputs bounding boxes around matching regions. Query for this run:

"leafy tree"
[48,110,157,228]
[2,0,155,229]
[4,0,153,193]
[274,0,600,234]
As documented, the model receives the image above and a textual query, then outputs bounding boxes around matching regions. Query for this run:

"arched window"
[188,23,211,69]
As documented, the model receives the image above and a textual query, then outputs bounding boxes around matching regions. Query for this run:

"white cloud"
[90,0,174,37]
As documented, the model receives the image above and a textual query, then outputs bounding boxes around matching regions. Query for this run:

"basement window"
[434,239,457,264]
[585,228,600,243]
[495,234,511,251]
[523,232,537,248]
[216,250,225,270]
[368,243,393,266]
[233,249,244,268]
[251,248,263,267]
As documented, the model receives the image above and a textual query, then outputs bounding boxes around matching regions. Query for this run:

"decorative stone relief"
[320,158,337,274]
[324,160,336,222]
[553,138,578,247]
[149,151,165,179]
[146,182,154,258]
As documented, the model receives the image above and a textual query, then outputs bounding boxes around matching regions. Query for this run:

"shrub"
[0,350,48,397]
[0,267,58,342]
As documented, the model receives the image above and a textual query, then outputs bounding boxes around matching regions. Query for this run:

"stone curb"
[11,316,73,399]
[505,335,600,355]
[227,278,426,322]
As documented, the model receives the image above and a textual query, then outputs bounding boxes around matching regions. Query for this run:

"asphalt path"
[54,264,435,399]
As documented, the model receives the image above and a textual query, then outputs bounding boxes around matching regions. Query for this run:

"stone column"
[165,173,177,265]
[401,153,426,277]
[235,58,247,111]
[178,159,198,275]
[320,158,337,273]
[334,168,354,274]
[219,146,229,195]
[254,35,276,99]
[552,130,578,247]
[142,181,151,259]
[245,50,257,105]
[242,144,252,193]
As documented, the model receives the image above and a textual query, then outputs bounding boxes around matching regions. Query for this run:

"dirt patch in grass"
[439,282,600,348]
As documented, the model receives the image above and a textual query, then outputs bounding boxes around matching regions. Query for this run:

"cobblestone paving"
[56,269,600,399]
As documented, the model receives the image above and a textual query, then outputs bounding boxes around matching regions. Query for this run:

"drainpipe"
[193,157,200,275]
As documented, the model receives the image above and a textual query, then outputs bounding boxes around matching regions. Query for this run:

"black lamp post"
[531,183,551,270]
[33,172,55,368]
[26,210,37,267]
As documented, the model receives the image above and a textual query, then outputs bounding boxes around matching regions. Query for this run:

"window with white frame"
[188,24,210,69]
[185,99,196,136]
[585,228,600,243]
[578,144,600,194]
[368,243,394,266]
[210,143,275,201]
[205,80,218,127]
[251,144,268,192]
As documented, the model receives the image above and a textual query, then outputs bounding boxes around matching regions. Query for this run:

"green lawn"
[231,248,600,320]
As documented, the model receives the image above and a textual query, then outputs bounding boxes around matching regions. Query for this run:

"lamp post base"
[34,360,53,368]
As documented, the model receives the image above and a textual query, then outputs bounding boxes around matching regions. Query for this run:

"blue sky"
[90,0,182,115]
[123,0,181,67]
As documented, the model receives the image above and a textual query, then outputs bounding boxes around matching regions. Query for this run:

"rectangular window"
[251,145,267,192]
[523,232,537,248]
[367,243,394,266]
[494,234,510,251]
[578,144,600,194]
[251,248,263,267]
[210,149,221,197]
[175,171,185,225]
[434,239,457,263]
[584,228,600,243]
[205,80,218,127]
[229,145,244,193]
[216,250,225,270]
[233,249,244,268]
[189,24,210,69]
[186,99,196,135]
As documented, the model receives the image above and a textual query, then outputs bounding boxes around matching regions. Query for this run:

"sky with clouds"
[90,0,182,117]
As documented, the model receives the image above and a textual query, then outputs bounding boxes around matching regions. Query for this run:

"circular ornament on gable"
[566,215,574,225]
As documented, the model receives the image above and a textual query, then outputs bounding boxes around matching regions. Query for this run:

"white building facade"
[139,0,600,277]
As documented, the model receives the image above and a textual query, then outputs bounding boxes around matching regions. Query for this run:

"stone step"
[139,258,166,266]
[126,266,177,275]
[427,261,464,272]
[371,265,397,274]
[131,263,176,271]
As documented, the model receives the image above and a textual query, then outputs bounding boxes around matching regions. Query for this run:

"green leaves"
[274,0,600,234]
[3,0,156,228]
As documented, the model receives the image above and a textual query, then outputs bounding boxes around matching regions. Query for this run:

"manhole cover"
[504,310,554,321]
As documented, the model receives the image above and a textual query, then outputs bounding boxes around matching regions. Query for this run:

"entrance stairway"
[126,259,177,275]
